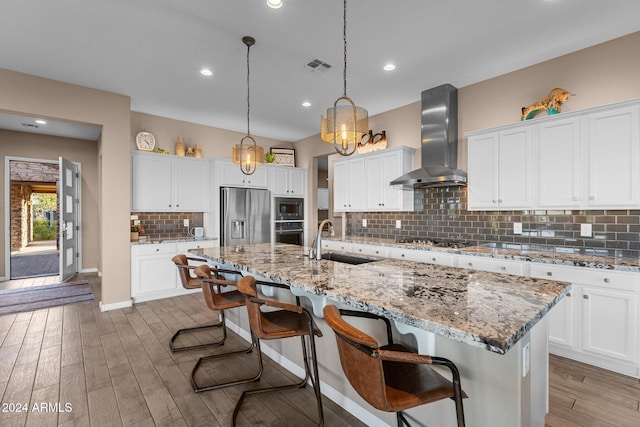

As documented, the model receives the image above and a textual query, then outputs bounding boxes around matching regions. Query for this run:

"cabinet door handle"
[155,248,159,252]
[468,262,473,267]
[401,254,405,257]
[566,292,572,297]
[500,266,506,270]
[546,272,553,277]
[603,278,610,283]
[431,257,436,262]
[583,294,589,299]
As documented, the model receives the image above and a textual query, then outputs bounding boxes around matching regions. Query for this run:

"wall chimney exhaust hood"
[390,84,467,188]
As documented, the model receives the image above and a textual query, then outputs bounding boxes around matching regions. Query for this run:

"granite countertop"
[190,243,570,355]
[131,237,218,245]
[328,236,640,272]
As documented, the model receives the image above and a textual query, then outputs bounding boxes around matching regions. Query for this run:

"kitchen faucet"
[312,219,334,260]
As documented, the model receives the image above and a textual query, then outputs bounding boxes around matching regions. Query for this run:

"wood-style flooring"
[1,274,639,426]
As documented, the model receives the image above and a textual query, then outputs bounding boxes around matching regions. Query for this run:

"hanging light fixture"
[321,0,368,156]
[233,36,264,175]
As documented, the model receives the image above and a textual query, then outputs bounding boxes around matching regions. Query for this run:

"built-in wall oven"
[274,222,304,246]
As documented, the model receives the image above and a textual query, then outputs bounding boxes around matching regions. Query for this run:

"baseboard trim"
[225,319,389,427]
[99,299,132,312]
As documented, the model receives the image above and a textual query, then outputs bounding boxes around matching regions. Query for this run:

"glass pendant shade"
[233,135,264,175]
[321,96,368,156]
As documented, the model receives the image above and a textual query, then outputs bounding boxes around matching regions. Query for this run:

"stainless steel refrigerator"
[220,187,271,246]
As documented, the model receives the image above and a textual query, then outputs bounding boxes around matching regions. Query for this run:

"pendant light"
[321,0,368,156]
[233,36,264,175]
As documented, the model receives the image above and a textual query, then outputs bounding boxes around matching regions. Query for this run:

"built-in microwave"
[275,197,304,220]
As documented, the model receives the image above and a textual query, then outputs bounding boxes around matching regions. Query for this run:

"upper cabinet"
[468,128,532,210]
[334,146,415,212]
[270,166,306,197]
[587,105,640,208]
[217,159,268,188]
[131,152,209,212]
[467,98,640,211]
[334,156,365,211]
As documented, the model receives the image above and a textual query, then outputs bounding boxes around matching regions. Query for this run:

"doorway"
[8,159,60,279]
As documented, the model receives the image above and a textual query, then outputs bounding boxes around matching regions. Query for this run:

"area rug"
[0,281,93,315]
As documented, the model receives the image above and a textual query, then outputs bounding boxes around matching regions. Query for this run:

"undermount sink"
[321,252,380,265]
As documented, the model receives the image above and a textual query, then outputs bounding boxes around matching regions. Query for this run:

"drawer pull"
[567,292,572,297]
[401,254,405,257]
[583,294,589,300]
[500,266,506,271]
[546,272,553,277]
[603,278,610,283]
[155,248,159,252]
[468,262,473,267]
[431,257,436,262]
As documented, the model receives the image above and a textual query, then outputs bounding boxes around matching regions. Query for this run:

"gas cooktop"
[395,237,470,249]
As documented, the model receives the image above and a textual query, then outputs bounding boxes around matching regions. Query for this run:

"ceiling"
[1,0,639,143]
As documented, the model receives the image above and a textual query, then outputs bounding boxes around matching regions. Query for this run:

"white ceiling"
[1,0,639,142]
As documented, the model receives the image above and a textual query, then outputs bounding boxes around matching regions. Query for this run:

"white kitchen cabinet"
[388,247,455,267]
[455,254,524,276]
[536,117,582,208]
[131,240,217,303]
[529,263,638,376]
[317,188,329,210]
[270,166,306,196]
[586,104,640,208]
[334,146,415,212]
[131,153,209,212]
[218,159,268,188]
[364,147,415,211]
[131,243,179,302]
[467,127,532,210]
[468,98,640,210]
[333,157,365,211]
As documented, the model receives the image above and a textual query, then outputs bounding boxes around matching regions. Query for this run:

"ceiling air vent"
[306,59,332,74]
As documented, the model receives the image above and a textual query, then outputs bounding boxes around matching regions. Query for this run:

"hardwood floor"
[546,354,640,427]
[0,273,365,427]
[1,273,639,426]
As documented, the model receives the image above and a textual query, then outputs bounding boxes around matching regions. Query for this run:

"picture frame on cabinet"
[270,147,295,167]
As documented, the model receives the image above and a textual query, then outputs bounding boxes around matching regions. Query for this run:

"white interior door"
[59,157,80,282]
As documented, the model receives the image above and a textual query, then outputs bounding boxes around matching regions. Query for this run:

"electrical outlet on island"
[395,220,402,229]
[580,223,592,237]
[362,218,367,227]
[184,219,189,227]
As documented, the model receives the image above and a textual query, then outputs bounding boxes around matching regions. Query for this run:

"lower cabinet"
[131,240,217,303]
[530,264,638,376]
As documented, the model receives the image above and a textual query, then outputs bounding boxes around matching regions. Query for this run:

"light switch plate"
[580,223,592,237]
[513,222,522,234]
[395,220,402,229]
[183,219,189,227]
[362,219,367,227]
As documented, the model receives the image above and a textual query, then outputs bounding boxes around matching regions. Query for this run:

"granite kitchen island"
[191,243,570,427]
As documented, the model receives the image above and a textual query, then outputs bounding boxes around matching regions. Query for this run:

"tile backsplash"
[133,212,203,240]
[346,187,640,256]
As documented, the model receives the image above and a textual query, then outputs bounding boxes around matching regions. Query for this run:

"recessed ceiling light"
[267,0,283,9]
[35,119,47,125]
[200,68,213,76]
[383,63,396,71]
[302,101,311,107]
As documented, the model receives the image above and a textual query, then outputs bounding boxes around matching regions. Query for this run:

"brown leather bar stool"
[170,254,241,352]
[189,264,259,392]
[233,275,324,426]
[323,305,466,427]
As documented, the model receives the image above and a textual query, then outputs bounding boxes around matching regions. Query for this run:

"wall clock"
[135,130,156,151]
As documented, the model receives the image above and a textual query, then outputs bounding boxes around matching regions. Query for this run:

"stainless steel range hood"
[390,84,467,187]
